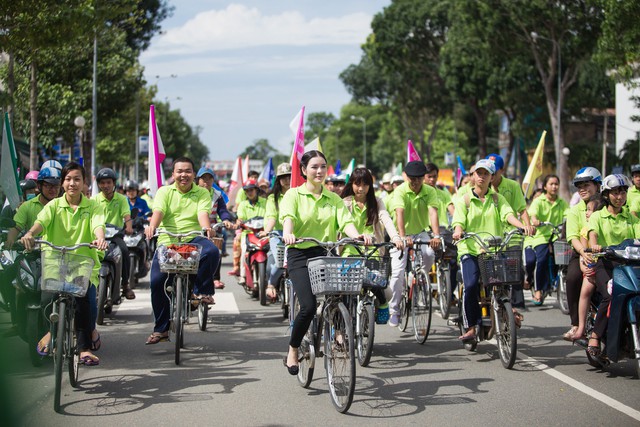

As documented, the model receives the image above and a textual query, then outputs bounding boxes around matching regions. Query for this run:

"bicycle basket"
[363,255,391,289]
[478,249,523,286]
[307,256,365,295]
[210,237,224,251]
[40,250,95,297]
[157,243,202,274]
[274,243,286,269]
[553,240,572,266]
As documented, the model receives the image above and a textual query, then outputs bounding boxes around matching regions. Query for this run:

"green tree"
[596,0,640,84]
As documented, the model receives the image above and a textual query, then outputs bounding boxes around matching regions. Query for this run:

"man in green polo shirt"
[424,163,454,226]
[386,160,442,327]
[143,157,220,345]
[94,168,135,300]
[628,164,640,216]
[235,178,267,285]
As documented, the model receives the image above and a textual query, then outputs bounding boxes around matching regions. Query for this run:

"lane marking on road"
[209,292,240,315]
[519,353,640,422]
[113,291,240,315]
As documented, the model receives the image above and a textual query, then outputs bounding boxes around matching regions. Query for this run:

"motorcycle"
[96,224,123,325]
[585,239,640,377]
[124,209,150,286]
[240,217,269,305]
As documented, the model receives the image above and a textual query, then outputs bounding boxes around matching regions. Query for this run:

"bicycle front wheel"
[198,302,208,331]
[53,300,65,413]
[556,269,569,315]
[412,272,433,344]
[291,290,315,388]
[324,301,355,413]
[96,276,107,325]
[67,302,80,388]
[494,298,517,369]
[437,265,452,320]
[356,302,375,367]
[398,274,411,332]
[174,277,183,365]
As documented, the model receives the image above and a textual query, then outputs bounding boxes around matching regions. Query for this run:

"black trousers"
[288,246,325,348]
[594,258,616,338]
[565,252,582,326]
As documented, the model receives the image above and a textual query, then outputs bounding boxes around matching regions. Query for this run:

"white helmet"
[601,174,631,192]
[573,167,602,185]
[40,160,62,172]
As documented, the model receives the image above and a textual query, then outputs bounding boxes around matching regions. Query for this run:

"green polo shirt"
[140,193,153,206]
[526,195,569,247]
[587,207,640,246]
[237,197,267,221]
[342,200,372,257]
[565,200,587,242]
[264,194,285,231]
[494,177,526,213]
[13,196,46,231]
[435,187,453,226]
[388,182,439,235]
[628,186,640,214]
[93,192,130,227]
[451,188,515,257]
[35,194,105,285]
[235,188,247,206]
[280,185,354,249]
[153,183,212,245]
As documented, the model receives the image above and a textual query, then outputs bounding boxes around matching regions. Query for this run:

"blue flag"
[258,157,275,188]
[335,159,342,176]
[456,155,467,175]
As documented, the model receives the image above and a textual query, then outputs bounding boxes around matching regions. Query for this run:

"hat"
[391,175,404,183]
[243,178,258,190]
[276,162,291,177]
[474,159,496,174]
[258,178,270,188]
[381,172,392,184]
[196,167,216,179]
[326,174,338,183]
[485,153,504,171]
[404,161,427,177]
[334,174,346,183]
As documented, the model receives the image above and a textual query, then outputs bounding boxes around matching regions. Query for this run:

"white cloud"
[142,4,372,59]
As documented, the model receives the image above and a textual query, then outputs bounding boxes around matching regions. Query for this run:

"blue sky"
[140,1,390,159]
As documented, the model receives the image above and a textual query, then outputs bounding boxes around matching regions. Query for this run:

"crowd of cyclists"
[2,151,640,377]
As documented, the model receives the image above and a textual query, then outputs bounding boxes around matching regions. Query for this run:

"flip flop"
[513,311,524,329]
[36,342,49,356]
[90,333,101,351]
[195,294,215,305]
[80,354,100,366]
[145,332,169,345]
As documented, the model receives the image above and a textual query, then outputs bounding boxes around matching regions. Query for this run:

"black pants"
[288,246,325,348]
[213,257,221,281]
[594,258,616,338]
[565,252,582,326]
[111,236,131,286]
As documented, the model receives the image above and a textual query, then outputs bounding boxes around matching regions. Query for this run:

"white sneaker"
[388,314,399,327]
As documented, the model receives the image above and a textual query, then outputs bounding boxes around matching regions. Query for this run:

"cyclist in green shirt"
[628,164,640,216]
[235,178,267,286]
[424,163,455,226]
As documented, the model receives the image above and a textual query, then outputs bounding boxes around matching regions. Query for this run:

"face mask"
[26,193,36,201]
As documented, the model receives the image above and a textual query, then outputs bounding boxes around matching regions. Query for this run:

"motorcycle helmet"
[600,174,631,193]
[25,170,40,181]
[572,167,602,186]
[96,168,117,182]
[630,164,640,175]
[124,180,139,191]
[41,160,63,172]
[19,179,37,192]
[37,166,62,184]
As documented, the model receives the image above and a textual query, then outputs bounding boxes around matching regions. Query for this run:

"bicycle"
[453,228,524,369]
[37,239,96,413]
[397,233,434,344]
[288,237,365,413]
[155,229,207,365]
[433,227,457,320]
[268,231,289,319]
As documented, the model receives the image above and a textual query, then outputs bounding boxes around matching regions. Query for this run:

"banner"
[304,137,323,154]
[343,158,356,183]
[258,157,275,187]
[147,105,166,197]
[289,106,306,188]
[522,130,547,199]
[1,113,22,209]
[407,140,421,163]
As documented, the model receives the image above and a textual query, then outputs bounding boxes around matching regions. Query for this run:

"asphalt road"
[1,250,639,426]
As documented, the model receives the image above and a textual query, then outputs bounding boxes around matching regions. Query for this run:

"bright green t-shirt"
[153,183,212,245]
[587,207,640,247]
[388,182,439,235]
[628,186,640,214]
[565,199,587,242]
[35,195,105,285]
[494,177,526,214]
[140,193,153,206]
[13,196,46,231]
[341,200,373,258]
[235,189,247,207]
[451,188,515,258]
[435,187,453,226]
[93,192,130,227]
[526,195,569,247]
[280,185,355,249]
[237,197,267,221]
[264,193,285,231]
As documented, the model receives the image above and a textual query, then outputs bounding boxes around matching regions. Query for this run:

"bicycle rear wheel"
[494,297,517,369]
[398,274,411,332]
[437,265,452,320]
[96,276,107,325]
[412,272,433,344]
[324,301,355,413]
[174,277,183,365]
[356,302,375,367]
[198,302,208,331]
[457,283,477,351]
[556,269,569,315]
[291,291,315,388]
[53,300,65,413]
[67,302,80,388]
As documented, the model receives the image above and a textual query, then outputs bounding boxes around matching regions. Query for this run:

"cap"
[334,174,347,183]
[391,175,404,183]
[243,178,258,190]
[485,153,504,171]
[404,161,427,177]
[474,159,496,174]
[381,172,392,184]
[276,162,291,177]
[258,178,270,188]
[196,167,216,179]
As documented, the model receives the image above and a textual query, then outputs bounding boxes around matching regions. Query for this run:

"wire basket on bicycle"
[307,256,366,295]
[274,243,286,268]
[363,255,391,288]
[553,240,573,266]
[477,233,524,286]
[157,243,203,274]
[41,250,94,297]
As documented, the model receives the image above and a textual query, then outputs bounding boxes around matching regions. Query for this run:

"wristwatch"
[433,235,441,239]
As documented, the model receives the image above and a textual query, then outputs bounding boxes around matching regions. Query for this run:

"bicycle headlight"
[124,234,143,247]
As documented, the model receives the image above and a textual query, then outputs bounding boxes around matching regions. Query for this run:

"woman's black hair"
[342,167,378,227]
[272,174,291,211]
[299,150,327,179]
[61,161,86,183]
[541,174,560,193]
[587,193,606,211]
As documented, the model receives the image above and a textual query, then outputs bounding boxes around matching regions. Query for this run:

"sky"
[140,0,391,160]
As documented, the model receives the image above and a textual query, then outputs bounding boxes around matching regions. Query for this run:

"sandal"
[513,310,524,329]
[563,326,578,342]
[587,336,601,357]
[195,294,215,305]
[90,331,101,351]
[145,332,169,345]
[36,333,51,356]
[266,285,277,300]
[80,353,100,366]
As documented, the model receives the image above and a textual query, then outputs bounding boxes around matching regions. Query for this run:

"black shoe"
[283,357,298,376]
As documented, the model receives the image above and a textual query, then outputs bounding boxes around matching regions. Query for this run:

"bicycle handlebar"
[455,228,524,251]
[34,239,97,251]
[155,229,205,239]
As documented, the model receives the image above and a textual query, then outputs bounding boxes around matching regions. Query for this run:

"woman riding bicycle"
[585,174,640,357]
[564,167,601,341]
[20,162,108,365]
[452,159,534,341]
[280,150,371,375]
[341,167,404,323]
[524,174,569,305]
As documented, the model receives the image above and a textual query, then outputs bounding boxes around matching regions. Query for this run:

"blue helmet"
[573,167,602,185]
[40,160,62,172]
[37,166,62,184]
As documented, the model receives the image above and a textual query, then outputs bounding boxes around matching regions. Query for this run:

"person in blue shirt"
[125,180,151,217]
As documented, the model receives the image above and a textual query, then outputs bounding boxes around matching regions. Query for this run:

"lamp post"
[350,115,366,167]
[531,31,562,150]
[74,115,86,164]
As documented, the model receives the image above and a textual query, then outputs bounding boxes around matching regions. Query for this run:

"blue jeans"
[460,254,481,329]
[150,236,219,333]
[525,244,551,292]
[268,234,285,285]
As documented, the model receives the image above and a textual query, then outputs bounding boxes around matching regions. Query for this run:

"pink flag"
[289,106,306,188]
[242,154,250,182]
[148,105,166,196]
[407,140,421,163]
[228,156,244,207]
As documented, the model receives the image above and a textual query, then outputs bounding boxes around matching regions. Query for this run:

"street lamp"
[74,115,86,164]
[531,31,562,148]
[350,115,366,167]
